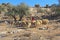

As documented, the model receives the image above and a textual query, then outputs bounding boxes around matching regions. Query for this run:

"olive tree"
[17,3,29,21]
[6,4,18,23]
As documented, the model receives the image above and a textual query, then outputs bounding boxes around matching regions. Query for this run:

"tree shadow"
[42,13,60,20]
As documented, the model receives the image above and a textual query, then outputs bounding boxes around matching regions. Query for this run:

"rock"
[0,31,7,34]
[0,34,7,38]
[14,38,18,40]
[55,34,60,36]
[38,26,48,30]
[13,36,29,40]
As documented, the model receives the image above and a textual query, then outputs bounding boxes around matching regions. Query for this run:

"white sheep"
[36,20,42,25]
[42,19,49,25]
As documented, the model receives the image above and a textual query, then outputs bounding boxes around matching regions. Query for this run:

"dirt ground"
[0,20,60,40]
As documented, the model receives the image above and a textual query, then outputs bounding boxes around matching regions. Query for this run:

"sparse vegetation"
[0,2,60,40]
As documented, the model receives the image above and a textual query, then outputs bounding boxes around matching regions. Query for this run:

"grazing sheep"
[26,19,31,28]
[22,16,27,25]
[22,21,26,25]
[35,20,42,28]
[36,20,42,25]
[42,19,49,25]
[28,20,42,28]
[28,22,31,28]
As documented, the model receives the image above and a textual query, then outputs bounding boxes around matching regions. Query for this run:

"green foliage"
[17,3,29,16]
[56,7,60,14]
[35,4,40,8]
[45,4,49,8]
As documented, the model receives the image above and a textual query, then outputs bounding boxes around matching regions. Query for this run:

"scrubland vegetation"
[0,2,60,40]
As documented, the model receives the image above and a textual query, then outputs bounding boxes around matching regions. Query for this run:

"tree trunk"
[11,15,17,23]
[19,16,23,21]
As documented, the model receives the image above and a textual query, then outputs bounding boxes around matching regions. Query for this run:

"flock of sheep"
[16,16,49,28]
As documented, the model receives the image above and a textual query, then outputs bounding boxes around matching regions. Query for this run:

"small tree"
[17,3,29,21]
[45,4,49,8]
[6,6,18,23]
[35,4,40,8]
[55,7,60,14]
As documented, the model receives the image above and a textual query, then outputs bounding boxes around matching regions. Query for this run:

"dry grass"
[0,20,60,40]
